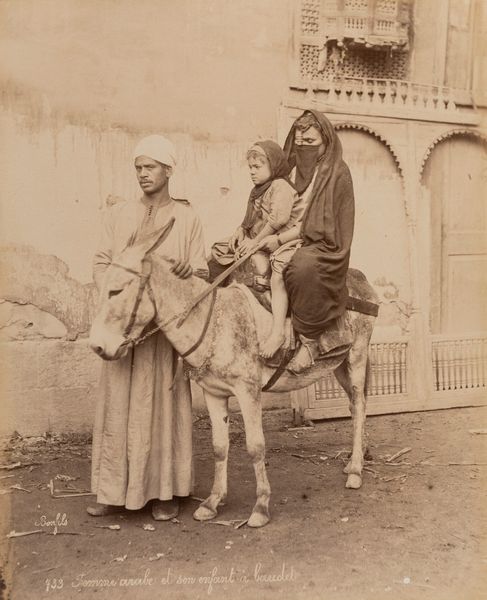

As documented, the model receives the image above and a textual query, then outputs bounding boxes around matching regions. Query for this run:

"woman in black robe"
[283,110,355,372]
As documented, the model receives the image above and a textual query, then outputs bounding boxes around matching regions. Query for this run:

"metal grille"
[432,336,487,391]
[315,340,408,399]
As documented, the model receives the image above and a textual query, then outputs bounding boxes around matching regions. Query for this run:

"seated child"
[210,140,304,358]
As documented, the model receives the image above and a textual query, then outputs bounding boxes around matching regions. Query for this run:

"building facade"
[288,0,487,420]
[0,0,485,435]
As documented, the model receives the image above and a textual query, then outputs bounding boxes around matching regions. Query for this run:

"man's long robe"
[91,197,208,509]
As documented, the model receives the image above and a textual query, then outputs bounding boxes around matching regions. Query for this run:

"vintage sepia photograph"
[0,1,486,599]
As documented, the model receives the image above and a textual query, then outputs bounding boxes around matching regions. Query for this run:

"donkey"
[89,220,378,527]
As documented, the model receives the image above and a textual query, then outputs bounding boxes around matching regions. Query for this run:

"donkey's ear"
[139,217,176,256]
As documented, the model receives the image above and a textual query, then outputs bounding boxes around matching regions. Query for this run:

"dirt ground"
[1,405,486,600]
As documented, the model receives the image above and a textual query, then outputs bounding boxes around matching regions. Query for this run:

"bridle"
[108,258,217,358]
[110,257,155,341]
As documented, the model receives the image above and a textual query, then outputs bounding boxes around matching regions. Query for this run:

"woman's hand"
[170,259,193,279]
[259,235,280,253]
[235,236,259,258]
[228,227,245,253]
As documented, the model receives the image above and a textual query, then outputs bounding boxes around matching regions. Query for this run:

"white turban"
[133,135,177,168]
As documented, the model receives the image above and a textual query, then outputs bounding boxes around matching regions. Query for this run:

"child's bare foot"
[260,331,285,358]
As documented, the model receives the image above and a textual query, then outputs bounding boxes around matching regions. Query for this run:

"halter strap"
[107,258,217,358]
[124,258,152,338]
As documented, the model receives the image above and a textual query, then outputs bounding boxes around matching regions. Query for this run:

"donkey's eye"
[108,289,123,299]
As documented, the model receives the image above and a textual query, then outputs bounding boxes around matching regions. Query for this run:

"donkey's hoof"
[345,473,362,489]
[193,505,217,521]
[247,510,270,528]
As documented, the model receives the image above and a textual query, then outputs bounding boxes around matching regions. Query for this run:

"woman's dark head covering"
[241,140,292,232]
[284,110,343,195]
[283,110,353,247]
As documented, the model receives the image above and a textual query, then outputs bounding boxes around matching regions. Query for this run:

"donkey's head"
[89,218,175,360]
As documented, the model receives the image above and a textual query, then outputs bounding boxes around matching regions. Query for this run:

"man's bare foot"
[152,498,179,521]
[86,503,123,517]
[260,331,285,358]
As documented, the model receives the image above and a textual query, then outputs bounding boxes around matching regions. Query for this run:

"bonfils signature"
[34,513,68,535]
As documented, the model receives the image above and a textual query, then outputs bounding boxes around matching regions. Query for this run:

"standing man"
[88,135,208,520]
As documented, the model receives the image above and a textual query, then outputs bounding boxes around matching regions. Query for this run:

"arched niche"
[421,132,487,334]
[337,127,410,333]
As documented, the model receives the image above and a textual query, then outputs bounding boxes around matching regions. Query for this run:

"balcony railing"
[291,77,479,124]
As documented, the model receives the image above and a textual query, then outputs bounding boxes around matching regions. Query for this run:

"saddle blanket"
[232,283,353,368]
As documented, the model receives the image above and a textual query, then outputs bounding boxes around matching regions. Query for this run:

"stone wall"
[0,0,294,437]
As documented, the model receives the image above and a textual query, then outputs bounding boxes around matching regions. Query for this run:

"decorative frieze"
[291,77,480,124]
[420,129,487,176]
[335,121,403,175]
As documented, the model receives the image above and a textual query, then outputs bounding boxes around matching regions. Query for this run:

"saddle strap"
[179,288,218,359]
[170,288,217,391]
[261,346,295,392]
[346,295,379,317]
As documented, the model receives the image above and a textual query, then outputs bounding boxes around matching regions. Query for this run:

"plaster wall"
[339,130,411,334]
[0,0,291,141]
[0,0,294,436]
[0,0,480,435]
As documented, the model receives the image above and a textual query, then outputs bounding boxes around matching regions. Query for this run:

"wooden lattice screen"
[315,340,408,399]
[432,335,487,392]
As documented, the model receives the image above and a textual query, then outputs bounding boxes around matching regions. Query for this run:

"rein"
[110,241,261,351]
[175,242,264,327]
[109,252,292,392]
[109,259,217,358]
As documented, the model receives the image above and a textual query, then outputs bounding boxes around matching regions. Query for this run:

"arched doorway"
[422,134,487,334]
[338,128,410,333]
[422,133,487,397]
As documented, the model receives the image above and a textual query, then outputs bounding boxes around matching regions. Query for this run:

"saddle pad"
[230,283,294,367]
[232,283,354,368]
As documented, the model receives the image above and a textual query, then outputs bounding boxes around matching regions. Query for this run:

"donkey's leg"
[334,355,367,489]
[193,392,229,521]
[236,387,271,528]
[334,361,353,475]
